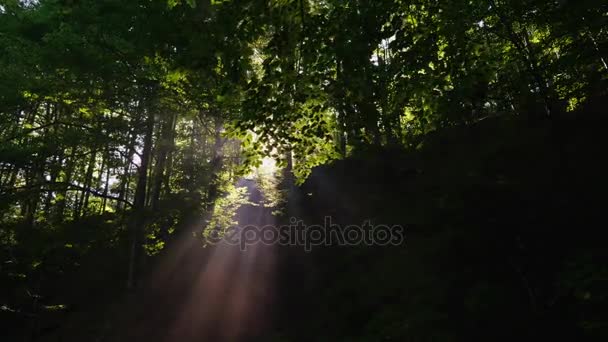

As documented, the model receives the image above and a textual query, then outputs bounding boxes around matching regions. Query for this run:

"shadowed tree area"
[1,0,607,341]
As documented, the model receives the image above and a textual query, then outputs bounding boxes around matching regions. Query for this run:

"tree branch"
[1,121,96,143]
[2,182,133,208]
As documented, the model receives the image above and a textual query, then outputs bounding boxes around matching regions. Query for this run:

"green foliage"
[203,183,250,242]
[0,0,606,340]
[227,0,607,162]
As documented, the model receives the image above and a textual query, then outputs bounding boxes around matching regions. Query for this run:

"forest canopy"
[0,0,606,340]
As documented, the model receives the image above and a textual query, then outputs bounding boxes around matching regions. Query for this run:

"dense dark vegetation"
[282,105,608,341]
[1,0,606,341]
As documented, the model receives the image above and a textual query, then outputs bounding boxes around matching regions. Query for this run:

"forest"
[1,0,607,341]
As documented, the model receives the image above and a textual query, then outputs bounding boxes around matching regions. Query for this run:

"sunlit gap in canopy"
[243,130,282,181]
[245,155,278,179]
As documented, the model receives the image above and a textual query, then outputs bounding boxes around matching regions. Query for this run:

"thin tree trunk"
[582,17,608,72]
[54,147,76,223]
[21,103,41,228]
[75,149,97,220]
[117,129,137,214]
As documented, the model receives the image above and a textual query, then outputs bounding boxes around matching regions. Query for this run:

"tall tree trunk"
[204,117,226,211]
[117,129,137,215]
[43,103,58,219]
[162,112,178,196]
[151,112,177,212]
[127,109,155,290]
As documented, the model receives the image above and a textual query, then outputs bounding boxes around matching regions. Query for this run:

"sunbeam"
[135,160,281,342]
